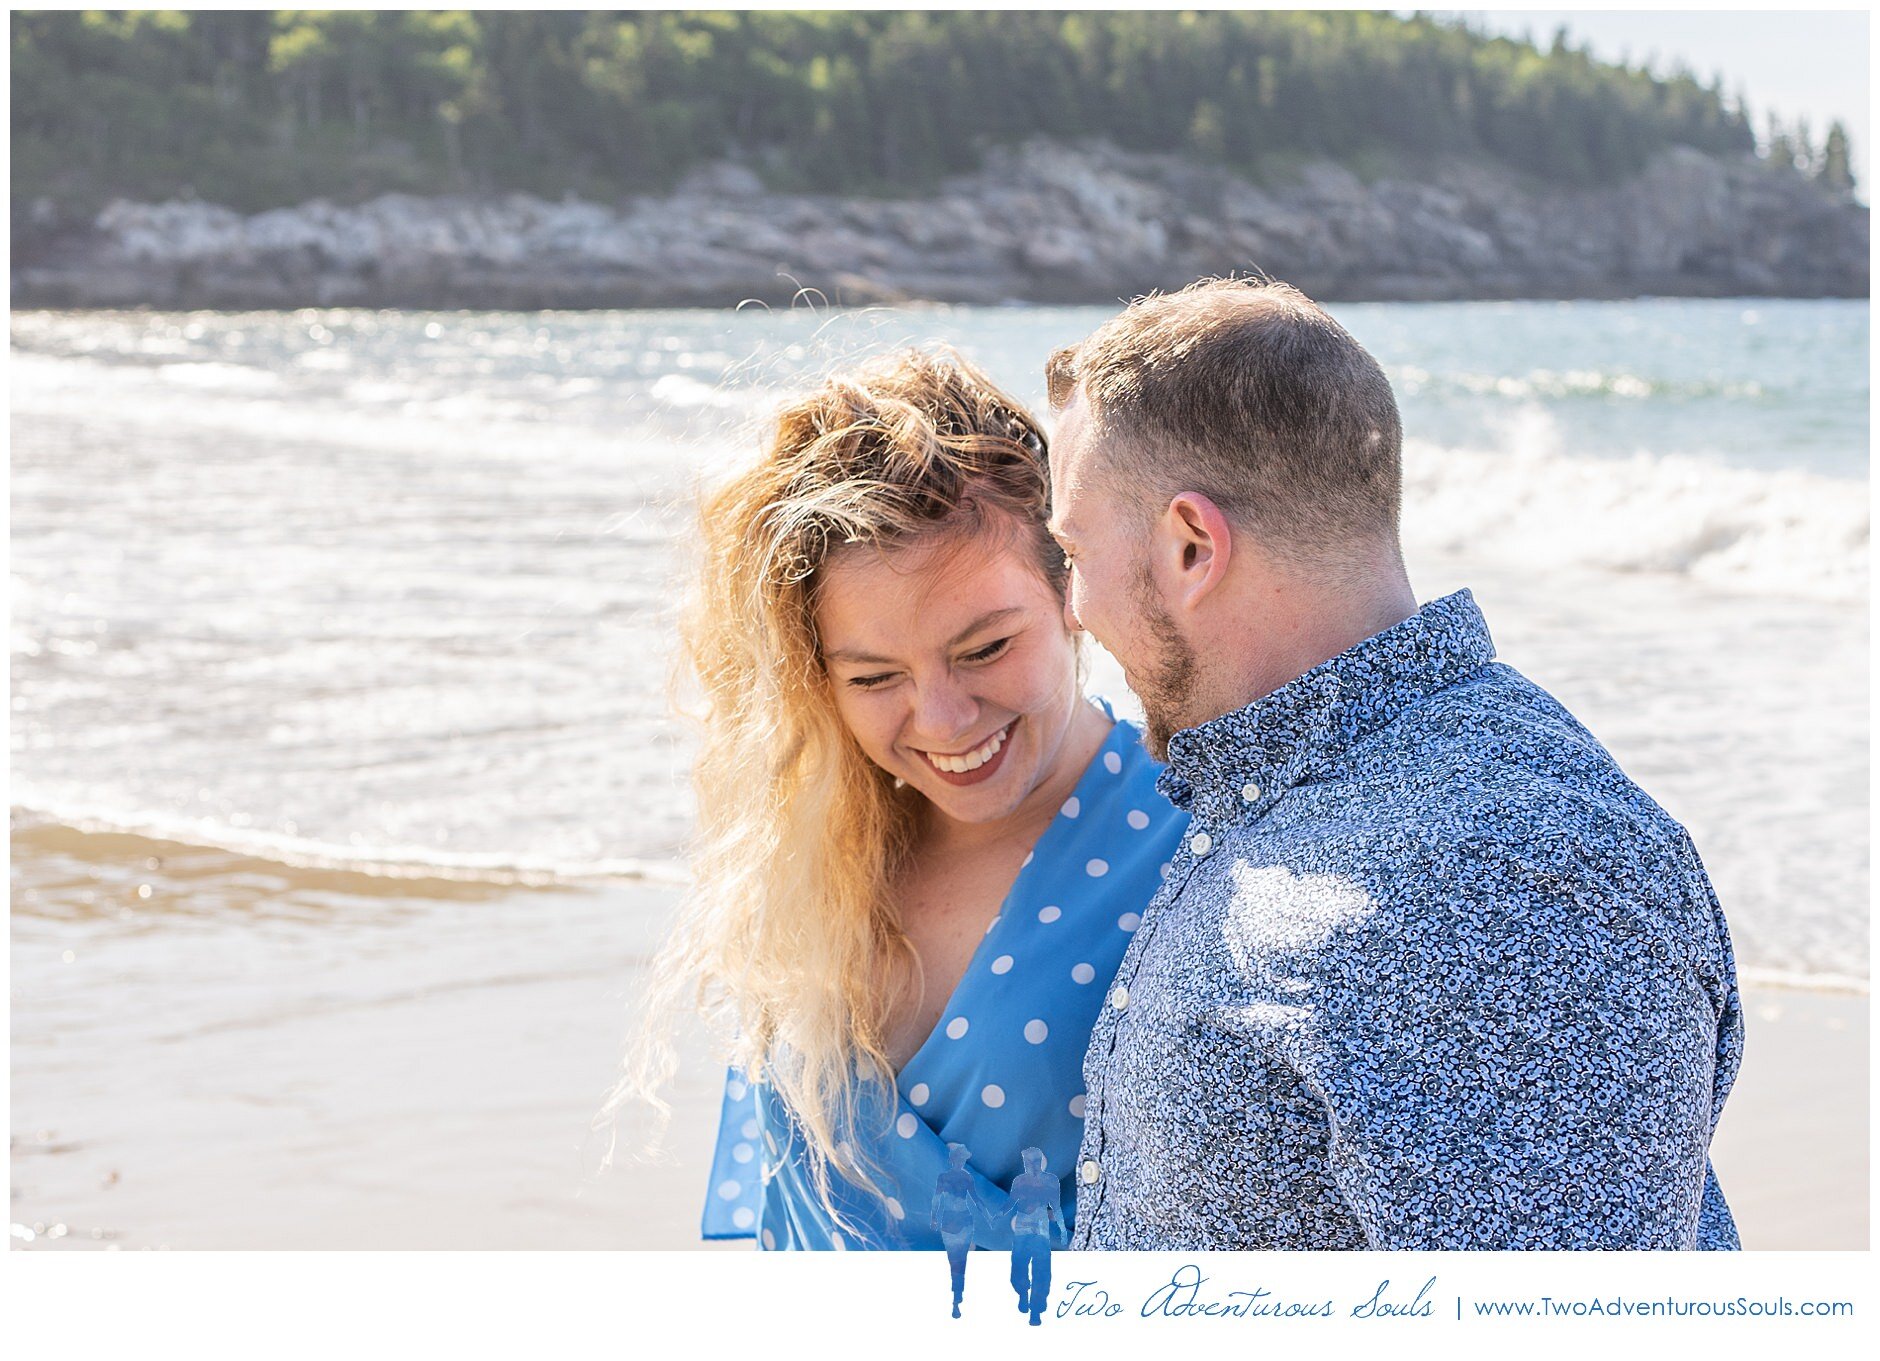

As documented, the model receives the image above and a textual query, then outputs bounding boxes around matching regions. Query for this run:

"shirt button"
[1109,985,1130,1011]
[1080,1159,1102,1185]
[1241,783,1261,802]
[1190,831,1213,856]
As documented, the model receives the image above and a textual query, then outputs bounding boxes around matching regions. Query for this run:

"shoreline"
[10,850,1868,1252]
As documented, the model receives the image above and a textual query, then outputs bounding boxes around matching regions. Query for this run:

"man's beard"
[1129,566,1200,762]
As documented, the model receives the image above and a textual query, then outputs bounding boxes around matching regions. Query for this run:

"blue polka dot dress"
[700,702,1189,1249]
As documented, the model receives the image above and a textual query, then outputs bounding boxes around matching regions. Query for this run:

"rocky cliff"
[13,140,1868,309]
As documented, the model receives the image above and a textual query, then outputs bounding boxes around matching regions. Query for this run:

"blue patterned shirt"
[1070,589,1743,1250]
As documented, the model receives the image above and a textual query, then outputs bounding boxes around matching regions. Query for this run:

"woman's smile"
[912,718,1018,785]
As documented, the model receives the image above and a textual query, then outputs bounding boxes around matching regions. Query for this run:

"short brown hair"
[1046,277,1402,569]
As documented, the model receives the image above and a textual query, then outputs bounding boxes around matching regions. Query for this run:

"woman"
[931,1143,991,1315]
[617,349,1187,1251]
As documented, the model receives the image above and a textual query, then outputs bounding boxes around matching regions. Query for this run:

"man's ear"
[1156,492,1234,610]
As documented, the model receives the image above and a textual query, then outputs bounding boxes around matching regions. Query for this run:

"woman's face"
[815,518,1083,830]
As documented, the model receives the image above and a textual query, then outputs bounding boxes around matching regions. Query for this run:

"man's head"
[947,1142,970,1168]
[1045,277,1406,756]
[1020,1147,1045,1175]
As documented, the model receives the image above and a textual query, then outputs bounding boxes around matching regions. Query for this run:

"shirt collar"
[1155,589,1496,825]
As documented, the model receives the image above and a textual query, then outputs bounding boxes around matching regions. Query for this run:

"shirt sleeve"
[700,1066,763,1241]
[1286,832,1732,1250]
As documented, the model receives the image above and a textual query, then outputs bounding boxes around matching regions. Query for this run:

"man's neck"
[1198,559,1418,720]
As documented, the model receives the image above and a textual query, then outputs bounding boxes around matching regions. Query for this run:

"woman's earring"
[893,777,907,790]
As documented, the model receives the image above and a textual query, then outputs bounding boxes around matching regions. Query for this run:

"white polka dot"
[732,1206,756,1229]
[1069,1094,1087,1118]
[1159,862,1171,878]
[832,1233,847,1251]
[990,954,1014,974]
[1104,751,1123,774]
[1037,904,1061,923]
[1071,962,1096,984]
[717,1179,742,1201]
[1118,912,1141,931]
[908,1082,930,1105]
[726,1077,748,1100]
[1126,809,1150,830]
[1024,1019,1049,1044]
[981,1084,1006,1108]
[886,1197,906,1220]
[1061,796,1081,818]
[1086,858,1109,877]
[983,914,1000,935]
[741,1118,760,1140]
[1022,851,1034,867]
[896,1112,919,1138]
[762,1228,777,1250]
[946,1016,969,1039]
[732,1142,754,1163]
[836,1140,855,1163]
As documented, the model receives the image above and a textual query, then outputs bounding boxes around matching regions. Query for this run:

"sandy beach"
[12,300,1867,1252]
[9,824,1866,1252]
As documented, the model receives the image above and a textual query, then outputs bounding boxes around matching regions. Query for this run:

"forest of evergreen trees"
[10,10,1858,216]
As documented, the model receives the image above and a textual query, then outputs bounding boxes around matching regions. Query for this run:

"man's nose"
[1062,586,1084,635]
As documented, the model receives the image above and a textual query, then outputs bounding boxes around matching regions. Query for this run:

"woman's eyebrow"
[946,607,1025,648]
[823,607,1026,665]
[822,644,896,664]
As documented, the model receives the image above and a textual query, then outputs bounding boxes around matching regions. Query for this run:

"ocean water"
[10,300,1870,987]
[9,299,1869,1251]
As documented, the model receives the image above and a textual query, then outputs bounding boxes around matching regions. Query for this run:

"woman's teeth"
[923,725,1009,773]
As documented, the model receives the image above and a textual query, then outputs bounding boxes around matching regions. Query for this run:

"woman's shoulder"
[1040,696,1188,863]
[1084,695,1170,787]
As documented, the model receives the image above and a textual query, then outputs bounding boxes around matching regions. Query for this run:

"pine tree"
[1818,120,1856,193]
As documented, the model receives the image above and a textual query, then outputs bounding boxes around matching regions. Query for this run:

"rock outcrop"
[13,140,1867,309]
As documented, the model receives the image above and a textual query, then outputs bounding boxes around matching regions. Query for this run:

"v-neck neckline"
[893,701,1125,1086]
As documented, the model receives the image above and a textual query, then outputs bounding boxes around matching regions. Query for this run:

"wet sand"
[9,826,1867,1251]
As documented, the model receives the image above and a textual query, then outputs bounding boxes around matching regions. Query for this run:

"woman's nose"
[910,676,980,743]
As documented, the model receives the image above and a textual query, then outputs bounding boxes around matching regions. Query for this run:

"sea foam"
[1401,409,1867,604]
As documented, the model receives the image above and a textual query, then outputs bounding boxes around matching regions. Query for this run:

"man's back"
[1069,590,1742,1250]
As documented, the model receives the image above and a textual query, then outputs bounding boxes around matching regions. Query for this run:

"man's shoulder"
[1208,662,1712,947]
[1326,660,1687,855]
[1366,660,1610,775]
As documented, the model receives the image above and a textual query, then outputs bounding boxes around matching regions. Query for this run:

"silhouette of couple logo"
[931,1143,1065,1324]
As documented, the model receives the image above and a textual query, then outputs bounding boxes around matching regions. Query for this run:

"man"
[1043,277,1742,1250]
[1002,1147,1065,1325]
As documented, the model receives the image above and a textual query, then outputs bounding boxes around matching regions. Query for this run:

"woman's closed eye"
[844,637,1009,689]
